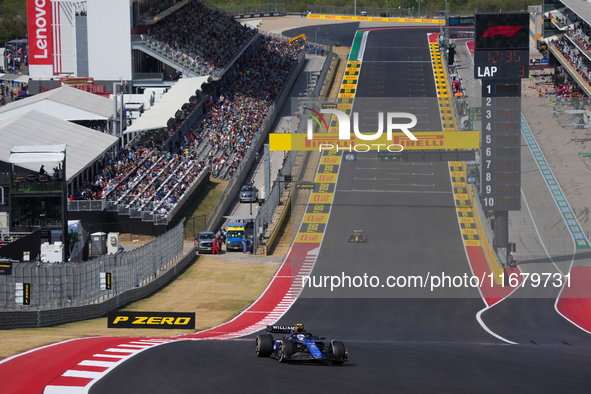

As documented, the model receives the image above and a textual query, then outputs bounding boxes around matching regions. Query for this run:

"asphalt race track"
[90,339,591,393]
[89,26,591,393]
[478,127,591,346]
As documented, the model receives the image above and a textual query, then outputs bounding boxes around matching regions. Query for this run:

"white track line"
[520,115,591,334]
[446,163,516,345]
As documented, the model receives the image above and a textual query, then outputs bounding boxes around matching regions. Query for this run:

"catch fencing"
[0,221,185,326]
[208,2,285,15]
[252,46,336,250]
[253,151,297,246]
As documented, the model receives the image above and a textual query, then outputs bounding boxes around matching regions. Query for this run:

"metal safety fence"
[252,45,336,250]
[67,200,106,212]
[253,152,297,246]
[302,4,479,17]
[184,215,207,240]
[0,220,184,314]
[207,2,285,15]
[310,46,335,99]
[303,5,423,17]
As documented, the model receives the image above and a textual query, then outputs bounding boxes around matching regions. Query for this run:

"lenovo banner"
[27,0,53,76]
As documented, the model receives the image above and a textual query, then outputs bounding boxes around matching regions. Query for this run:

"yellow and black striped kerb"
[429,41,456,132]
[338,61,360,99]
[294,59,359,244]
[449,161,481,247]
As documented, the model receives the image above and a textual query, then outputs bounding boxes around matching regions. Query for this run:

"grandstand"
[543,0,591,97]
[73,35,303,226]
[0,0,305,247]
[69,4,302,235]
[143,1,256,75]
[63,1,304,227]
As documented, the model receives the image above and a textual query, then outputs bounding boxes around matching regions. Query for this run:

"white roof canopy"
[0,73,30,83]
[125,76,209,134]
[0,111,119,182]
[561,0,591,26]
[0,85,114,121]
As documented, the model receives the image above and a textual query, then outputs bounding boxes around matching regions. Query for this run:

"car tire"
[331,340,346,365]
[255,335,273,357]
[278,339,294,363]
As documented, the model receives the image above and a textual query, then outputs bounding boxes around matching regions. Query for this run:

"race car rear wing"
[266,324,303,333]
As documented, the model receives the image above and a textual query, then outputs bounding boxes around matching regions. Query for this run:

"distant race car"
[255,324,349,364]
[348,229,367,243]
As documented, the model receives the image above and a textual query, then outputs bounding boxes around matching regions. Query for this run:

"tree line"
[0,0,27,47]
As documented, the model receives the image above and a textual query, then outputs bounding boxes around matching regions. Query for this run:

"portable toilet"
[90,232,106,255]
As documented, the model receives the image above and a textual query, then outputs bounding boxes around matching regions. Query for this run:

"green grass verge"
[182,178,228,240]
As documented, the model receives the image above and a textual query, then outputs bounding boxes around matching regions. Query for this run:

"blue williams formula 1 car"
[255,324,349,364]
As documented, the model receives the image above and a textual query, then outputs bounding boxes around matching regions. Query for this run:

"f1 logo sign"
[482,26,522,37]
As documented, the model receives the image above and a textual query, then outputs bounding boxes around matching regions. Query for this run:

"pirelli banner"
[278,97,479,152]
[307,13,444,24]
[270,131,480,151]
[108,311,196,329]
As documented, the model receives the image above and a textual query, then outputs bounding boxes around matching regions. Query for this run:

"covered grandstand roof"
[124,76,209,134]
[0,110,119,182]
[0,85,114,121]
[561,0,591,25]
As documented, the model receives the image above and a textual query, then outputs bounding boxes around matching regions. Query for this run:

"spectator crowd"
[138,0,181,19]
[553,37,591,87]
[549,7,591,92]
[146,0,256,73]
[72,1,304,222]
